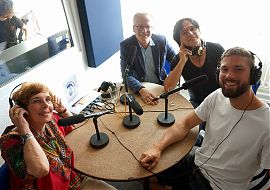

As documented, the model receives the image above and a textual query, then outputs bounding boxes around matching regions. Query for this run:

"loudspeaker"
[216,51,262,85]
[97,81,116,99]
[9,83,25,108]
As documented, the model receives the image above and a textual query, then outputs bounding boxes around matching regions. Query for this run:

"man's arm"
[140,110,202,170]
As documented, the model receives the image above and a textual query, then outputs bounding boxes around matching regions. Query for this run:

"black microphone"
[58,110,113,126]
[120,46,138,105]
[126,93,143,115]
[158,75,208,99]
[126,46,137,69]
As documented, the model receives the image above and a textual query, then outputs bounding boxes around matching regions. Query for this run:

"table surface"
[66,83,198,181]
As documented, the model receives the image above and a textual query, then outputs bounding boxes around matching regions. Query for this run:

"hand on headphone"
[9,105,31,134]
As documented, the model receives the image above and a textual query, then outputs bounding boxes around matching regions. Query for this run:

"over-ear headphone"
[216,51,262,85]
[97,81,116,99]
[9,83,25,108]
[185,40,206,56]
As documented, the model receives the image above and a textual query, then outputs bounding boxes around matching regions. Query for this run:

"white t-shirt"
[194,89,270,189]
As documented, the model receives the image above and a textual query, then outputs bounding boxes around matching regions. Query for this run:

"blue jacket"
[120,34,177,93]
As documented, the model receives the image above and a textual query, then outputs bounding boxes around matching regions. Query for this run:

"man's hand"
[139,88,158,105]
[140,146,161,170]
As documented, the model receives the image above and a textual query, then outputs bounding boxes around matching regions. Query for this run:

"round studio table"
[66,83,198,181]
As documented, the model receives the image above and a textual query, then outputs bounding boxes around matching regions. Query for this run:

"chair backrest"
[0,163,10,190]
[252,80,261,95]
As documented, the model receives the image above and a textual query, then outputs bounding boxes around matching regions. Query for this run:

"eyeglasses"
[134,25,152,31]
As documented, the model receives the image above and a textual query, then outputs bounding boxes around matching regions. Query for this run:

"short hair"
[12,82,53,108]
[133,12,153,25]
[173,18,200,46]
[0,0,13,17]
[219,47,255,68]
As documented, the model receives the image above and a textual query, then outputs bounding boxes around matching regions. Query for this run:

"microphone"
[126,46,137,69]
[156,75,207,127]
[120,46,137,105]
[126,93,143,115]
[157,75,208,99]
[58,110,113,126]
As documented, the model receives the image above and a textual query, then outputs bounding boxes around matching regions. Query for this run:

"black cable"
[195,93,255,189]
[98,117,196,180]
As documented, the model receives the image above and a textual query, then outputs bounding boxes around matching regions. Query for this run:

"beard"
[220,80,250,98]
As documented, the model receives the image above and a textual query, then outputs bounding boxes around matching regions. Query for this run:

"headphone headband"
[9,83,25,108]
[216,50,262,85]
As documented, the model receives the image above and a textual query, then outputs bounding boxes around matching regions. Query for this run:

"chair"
[0,163,10,190]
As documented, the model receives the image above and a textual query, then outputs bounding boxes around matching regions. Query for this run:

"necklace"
[29,123,67,160]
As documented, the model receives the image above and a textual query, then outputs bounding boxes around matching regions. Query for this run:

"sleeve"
[0,130,27,178]
[260,110,270,169]
[261,138,270,169]
[165,38,178,64]
[14,16,24,29]
[120,39,144,93]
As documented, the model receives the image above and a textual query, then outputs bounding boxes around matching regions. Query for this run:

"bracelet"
[20,133,34,144]
[58,108,67,114]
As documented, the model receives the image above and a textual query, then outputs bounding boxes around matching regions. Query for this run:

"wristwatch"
[20,133,34,144]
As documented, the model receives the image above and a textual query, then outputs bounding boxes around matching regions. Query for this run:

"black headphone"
[97,81,116,99]
[216,51,262,85]
[185,40,206,56]
[9,83,25,108]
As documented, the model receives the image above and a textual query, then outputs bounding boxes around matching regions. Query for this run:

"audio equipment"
[156,75,208,127]
[58,110,113,126]
[58,110,113,149]
[98,81,116,99]
[120,45,137,105]
[122,93,143,129]
[9,83,25,108]
[185,40,206,56]
[153,75,208,101]
[216,51,262,85]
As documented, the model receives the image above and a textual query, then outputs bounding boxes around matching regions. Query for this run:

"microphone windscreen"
[127,46,137,66]
[58,114,85,126]
[182,75,208,90]
[130,100,143,115]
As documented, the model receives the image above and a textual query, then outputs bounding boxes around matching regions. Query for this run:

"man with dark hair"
[140,47,270,189]
[0,0,28,49]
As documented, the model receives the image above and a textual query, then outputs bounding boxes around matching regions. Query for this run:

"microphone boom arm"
[160,86,185,99]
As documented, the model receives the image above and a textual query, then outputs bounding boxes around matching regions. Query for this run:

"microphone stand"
[120,65,135,104]
[90,116,109,149]
[122,93,140,129]
[157,94,175,127]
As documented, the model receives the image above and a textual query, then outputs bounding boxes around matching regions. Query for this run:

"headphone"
[9,83,25,108]
[97,81,116,99]
[216,51,262,85]
[185,40,206,56]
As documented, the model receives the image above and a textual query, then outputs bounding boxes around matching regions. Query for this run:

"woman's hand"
[9,105,31,134]
[52,95,66,113]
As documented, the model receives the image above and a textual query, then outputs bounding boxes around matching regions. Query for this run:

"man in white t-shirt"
[140,47,270,189]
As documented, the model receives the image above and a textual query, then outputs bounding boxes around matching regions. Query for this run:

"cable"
[195,93,255,189]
